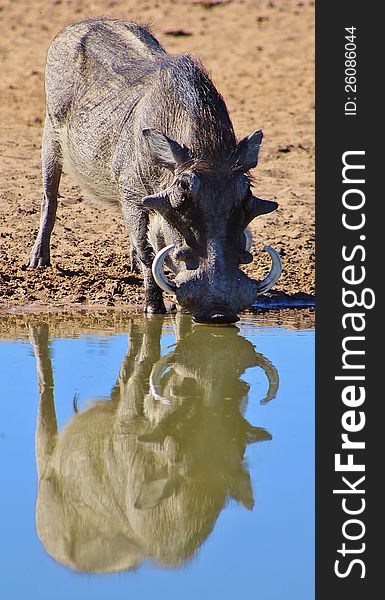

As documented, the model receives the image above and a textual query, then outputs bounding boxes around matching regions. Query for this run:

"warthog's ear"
[234,129,263,171]
[143,128,190,170]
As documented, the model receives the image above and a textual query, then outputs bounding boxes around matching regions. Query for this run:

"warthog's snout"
[152,244,282,323]
[193,307,239,325]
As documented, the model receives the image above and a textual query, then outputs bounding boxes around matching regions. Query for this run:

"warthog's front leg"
[122,203,166,314]
[29,117,62,267]
[114,316,164,423]
[29,323,58,478]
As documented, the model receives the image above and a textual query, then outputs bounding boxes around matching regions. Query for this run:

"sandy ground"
[0,0,314,314]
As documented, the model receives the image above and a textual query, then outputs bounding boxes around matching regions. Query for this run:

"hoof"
[28,248,51,268]
[143,303,167,315]
[27,257,51,268]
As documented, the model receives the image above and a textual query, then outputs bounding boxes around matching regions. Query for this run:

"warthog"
[31,316,278,572]
[29,18,282,323]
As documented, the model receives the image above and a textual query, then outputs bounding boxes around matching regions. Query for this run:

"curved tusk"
[255,352,280,404]
[255,245,282,295]
[149,352,175,405]
[152,244,176,294]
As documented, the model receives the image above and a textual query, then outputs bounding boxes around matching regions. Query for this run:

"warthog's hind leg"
[28,117,62,268]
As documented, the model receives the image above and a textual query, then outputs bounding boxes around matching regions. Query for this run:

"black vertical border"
[316,2,379,598]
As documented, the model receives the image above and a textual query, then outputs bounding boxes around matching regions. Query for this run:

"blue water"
[0,313,314,600]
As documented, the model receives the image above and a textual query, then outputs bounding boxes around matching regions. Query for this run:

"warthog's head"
[143,128,282,323]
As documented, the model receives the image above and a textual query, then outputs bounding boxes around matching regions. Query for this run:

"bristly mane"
[157,54,237,161]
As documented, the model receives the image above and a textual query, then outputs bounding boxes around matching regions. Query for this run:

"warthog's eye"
[178,179,189,191]
[170,178,190,211]
[177,172,200,196]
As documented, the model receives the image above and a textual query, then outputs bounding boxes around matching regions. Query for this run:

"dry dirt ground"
[0,0,314,314]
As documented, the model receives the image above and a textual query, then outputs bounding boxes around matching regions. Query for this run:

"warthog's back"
[45,19,166,204]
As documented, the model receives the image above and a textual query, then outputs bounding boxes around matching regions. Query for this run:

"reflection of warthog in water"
[31,317,279,573]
